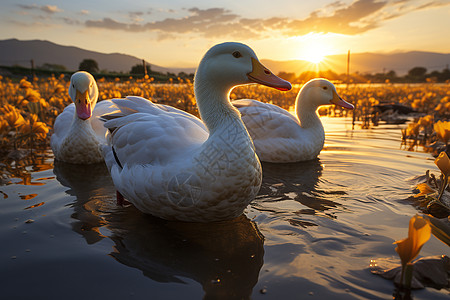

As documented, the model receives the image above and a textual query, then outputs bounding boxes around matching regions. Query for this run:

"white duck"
[51,71,116,164]
[233,78,354,163]
[101,42,291,222]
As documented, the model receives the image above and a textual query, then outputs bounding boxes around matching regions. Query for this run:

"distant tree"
[297,71,318,83]
[277,72,296,83]
[178,71,194,81]
[386,70,397,79]
[40,63,67,71]
[442,68,450,82]
[130,63,151,75]
[79,59,99,73]
[318,69,340,81]
[407,66,427,82]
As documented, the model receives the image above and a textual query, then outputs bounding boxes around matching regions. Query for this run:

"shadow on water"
[53,161,265,299]
[256,159,346,226]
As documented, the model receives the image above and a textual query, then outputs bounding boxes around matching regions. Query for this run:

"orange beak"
[75,89,92,120]
[331,91,354,109]
[247,58,292,91]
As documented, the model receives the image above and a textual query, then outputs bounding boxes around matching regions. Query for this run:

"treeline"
[278,66,450,84]
[0,58,194,82]
[2,57,449,84]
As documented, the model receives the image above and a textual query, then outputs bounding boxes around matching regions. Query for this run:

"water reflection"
[53,160,264,299]
[1,150,53,185]
[53,161,115,244]
[256,159,345,225]
[108,211,264,299]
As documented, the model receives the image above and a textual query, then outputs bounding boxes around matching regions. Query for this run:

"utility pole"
[346,50,350,89]
[30,59,35,80]
[142,59,147,76]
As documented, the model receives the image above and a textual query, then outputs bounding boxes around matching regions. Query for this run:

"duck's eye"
[72,84,75,88]
[322,86,328,90]
[232,51,242,58]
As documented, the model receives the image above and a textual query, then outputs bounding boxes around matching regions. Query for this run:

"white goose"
[101,42,291,222]
[51,71,116,164]
[233,78,354,163]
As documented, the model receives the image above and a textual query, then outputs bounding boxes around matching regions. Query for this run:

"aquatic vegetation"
[370,151,450,296]
[393,215,432,288]
[412,152,450,217]
[434,120,450,145]
[435,152,450,204]
[371,213,449,295]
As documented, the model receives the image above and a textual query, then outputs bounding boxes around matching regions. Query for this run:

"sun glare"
[297,33,333,64]
[304,49,326,64]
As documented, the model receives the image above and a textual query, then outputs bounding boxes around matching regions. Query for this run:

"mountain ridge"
[0,38,195,74]
[1,38,449,76]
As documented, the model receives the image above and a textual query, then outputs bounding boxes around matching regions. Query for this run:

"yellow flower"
[418,115,433,127]
[414,182,436,197]
[406,123,420,136]
[394,215,431,268]
[24,89,42,103]
[435,151,450,177]
[434,121,450,144]
[53,85,66,94]
[3,107,26,128]
[19,114,49,141]
[19,78,33,89]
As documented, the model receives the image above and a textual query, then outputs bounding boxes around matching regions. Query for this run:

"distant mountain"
[0,38,449,76]
[262,51,450,76]
[0,38,195,74]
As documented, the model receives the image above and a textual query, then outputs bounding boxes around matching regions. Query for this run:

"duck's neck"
[194,76,242,134]
[67,115,97,141]
[295,90,322,130]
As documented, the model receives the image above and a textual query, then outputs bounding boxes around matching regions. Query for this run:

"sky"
[1,0,449,68]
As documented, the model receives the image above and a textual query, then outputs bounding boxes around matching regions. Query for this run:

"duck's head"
[69,71,99,120]
[195,42,292,92]
[300,78,353,109]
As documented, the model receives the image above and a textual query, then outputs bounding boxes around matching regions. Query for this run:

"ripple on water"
[1,117,449,300]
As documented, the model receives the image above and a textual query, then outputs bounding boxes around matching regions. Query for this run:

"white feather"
[233,78,353,163]
[102,42,291,222]
[51,71,117,164]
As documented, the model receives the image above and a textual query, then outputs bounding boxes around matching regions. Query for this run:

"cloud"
[280,0,388,36]
[41,5,62,14]
[85,7,245,38]
[44,0,450,39]
[18,3,63,14]
[85,2,388,38]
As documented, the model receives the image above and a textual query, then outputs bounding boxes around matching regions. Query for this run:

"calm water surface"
[1,117,449,299]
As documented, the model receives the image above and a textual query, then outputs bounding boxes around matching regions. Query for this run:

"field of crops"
[0,74,449,160]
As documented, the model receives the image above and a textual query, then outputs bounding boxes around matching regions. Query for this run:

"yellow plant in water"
[18,114,49,145]
[435,151,450,176]
[19,78,33,89]
[435,151,450,203]
[414,182,436,198]
[1,105,26,128]
[434,121,450,145]
[394,215,431,287]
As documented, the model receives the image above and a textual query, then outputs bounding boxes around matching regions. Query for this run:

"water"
[1,117,449,299]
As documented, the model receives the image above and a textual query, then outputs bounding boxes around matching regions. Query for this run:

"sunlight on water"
[0,117,449,299]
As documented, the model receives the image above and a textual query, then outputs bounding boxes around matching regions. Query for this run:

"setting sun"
[303,47,326,64]
[299,34,331,64]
